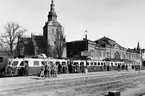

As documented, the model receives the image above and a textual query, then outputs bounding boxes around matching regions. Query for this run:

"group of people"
[4,61,29,76]
[134,65,141,71]
[57,62,87,74]
[39,61,57,77]
[67,62,86,73]
[117,64,128,71]
[39,61,87,78]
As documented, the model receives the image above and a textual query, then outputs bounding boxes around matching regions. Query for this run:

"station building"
[66,36,141,66]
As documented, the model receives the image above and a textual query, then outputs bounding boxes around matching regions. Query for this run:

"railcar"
[6,58,47,76]
[0,56,12,75]
[5,58,69,76]
[4,57,132,76]
[70,60,125,72]
[86,60,105,72]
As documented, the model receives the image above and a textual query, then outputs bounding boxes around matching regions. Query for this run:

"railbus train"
[0,57,139,76]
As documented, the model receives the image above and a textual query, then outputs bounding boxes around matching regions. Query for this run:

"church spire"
[137,41,141,54]
[48,0,57,21]
[50,0,55,11]
[137,41,140,51]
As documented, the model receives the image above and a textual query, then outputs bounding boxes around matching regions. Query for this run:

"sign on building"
[81,50,91,56]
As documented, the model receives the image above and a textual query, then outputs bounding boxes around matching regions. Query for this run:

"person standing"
[47,61,51,78]
[39,62,45,77]
[44,63,48,77]
[24,61,29,76]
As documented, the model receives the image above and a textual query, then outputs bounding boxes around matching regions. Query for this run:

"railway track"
[54,72,145,96]
[1,71,145,96]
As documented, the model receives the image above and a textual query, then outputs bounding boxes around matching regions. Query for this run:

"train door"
[106,61,110,71]
[88,61,94,72]
[80,61,85,73]
[62,61,67,73]
[18,60,25,76]
[29,60,41,75]
[56,61,61,74]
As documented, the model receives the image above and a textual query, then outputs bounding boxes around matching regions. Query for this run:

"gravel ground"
[1,70,145,96]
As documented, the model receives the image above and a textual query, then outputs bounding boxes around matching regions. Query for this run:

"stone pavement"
[0,70,142,92]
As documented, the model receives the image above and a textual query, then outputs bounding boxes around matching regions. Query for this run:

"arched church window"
[114,51,120,59]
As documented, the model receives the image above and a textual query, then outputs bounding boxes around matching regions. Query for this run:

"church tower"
[137,42,141,53]
[43,0,66,58]
[48,0,57,21]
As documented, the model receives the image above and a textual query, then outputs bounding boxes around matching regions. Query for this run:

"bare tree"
[0,22,27,55]
[31,34,39,56]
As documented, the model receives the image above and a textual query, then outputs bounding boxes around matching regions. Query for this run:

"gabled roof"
[19,37,31,45]
[95,36,125,49]
[95,36,116,46]
[127,48,140,53]
[33,35,45,51]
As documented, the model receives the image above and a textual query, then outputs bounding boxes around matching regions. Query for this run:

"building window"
[103,52,106,57]
[107,52,110,58]
[52,29,54,34]
[99,51,102,57]
[0,57,3,63]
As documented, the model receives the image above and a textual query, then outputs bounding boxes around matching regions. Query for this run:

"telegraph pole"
[84,30,88,73]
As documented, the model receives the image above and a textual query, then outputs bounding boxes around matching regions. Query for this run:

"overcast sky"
[0,0,145,49]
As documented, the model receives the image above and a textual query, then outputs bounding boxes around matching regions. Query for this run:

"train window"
[56,62,60,65]
[74,62,78,65]
[94,62,97,65]
[0,57,3,63]
[62,62,66,65]
[12,61,19,66]
[115,63,117,65]
[91,62,93,65]
[98,62,100,66]
[20,61,28,66]
[101,63,103,66]
[20,61,25,66]
[111,63,113,66]
[25,61,28,65]
[87,62,89,66]
[80,62,84,65]
[42,61,47,65]
[33,61,39,66]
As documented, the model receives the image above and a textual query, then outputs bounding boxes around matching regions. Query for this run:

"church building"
[43,0,66,58]
[16,0,66,58]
